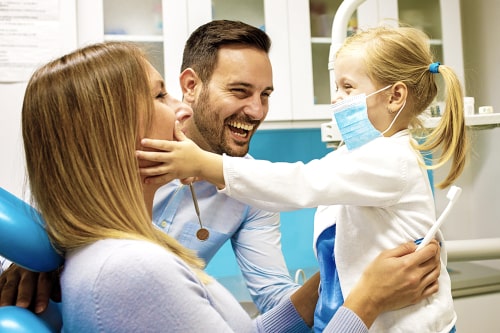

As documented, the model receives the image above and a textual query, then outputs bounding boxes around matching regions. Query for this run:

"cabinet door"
[401,0,465,94]
[291,0,465,123]
[77,0,184,98]
[77,0,292,122]
[289,0,374,122]
[363,0,465,100]
[103,0,166,80]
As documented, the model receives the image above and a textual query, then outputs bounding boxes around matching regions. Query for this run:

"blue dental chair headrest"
[0,187,64,332]
[0,187,63,272]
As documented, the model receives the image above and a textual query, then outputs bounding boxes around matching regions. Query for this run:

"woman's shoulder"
[61,241,218,331]
[66,238,197,283]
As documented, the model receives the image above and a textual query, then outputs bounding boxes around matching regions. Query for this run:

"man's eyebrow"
[227,82,274,92]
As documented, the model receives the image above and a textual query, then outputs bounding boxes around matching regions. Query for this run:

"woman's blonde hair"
[338,26,468,189]
[22,42,206,277]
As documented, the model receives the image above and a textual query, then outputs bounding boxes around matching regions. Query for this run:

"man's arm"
[0,264,61,313]
[232,208,301,313]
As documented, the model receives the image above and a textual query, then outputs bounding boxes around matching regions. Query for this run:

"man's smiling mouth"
[228,121,254,138]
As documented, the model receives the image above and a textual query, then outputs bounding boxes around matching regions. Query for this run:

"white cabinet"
[77,0,189,101]
[77,0,166,83]
[289,0,466,124]
[196,0,295,122]
[76,0,466,127]
[76,0,294,121]
[163,0,295,122]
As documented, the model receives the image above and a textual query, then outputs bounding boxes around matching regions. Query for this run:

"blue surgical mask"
[332,85,404,150]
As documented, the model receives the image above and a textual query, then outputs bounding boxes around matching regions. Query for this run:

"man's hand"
[0,264,61,314]
[344,240,441,328]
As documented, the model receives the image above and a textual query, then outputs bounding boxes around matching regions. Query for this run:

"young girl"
[139,26,467,332]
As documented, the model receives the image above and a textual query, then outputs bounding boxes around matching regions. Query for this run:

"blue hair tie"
[429,62,440,74]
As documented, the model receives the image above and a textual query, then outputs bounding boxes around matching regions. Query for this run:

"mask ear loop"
[381,99,406,136]
[366,84,392,98]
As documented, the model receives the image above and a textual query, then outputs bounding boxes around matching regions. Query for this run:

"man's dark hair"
[181,20,271,83]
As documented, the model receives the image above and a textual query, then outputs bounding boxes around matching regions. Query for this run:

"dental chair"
[0,187,64,332]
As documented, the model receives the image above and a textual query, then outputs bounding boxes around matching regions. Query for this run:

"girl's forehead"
[335,54,367,79]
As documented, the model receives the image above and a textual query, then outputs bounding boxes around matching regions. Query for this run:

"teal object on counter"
[0,187,63,272]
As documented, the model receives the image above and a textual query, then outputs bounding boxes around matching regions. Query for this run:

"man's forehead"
[214,54,271,83]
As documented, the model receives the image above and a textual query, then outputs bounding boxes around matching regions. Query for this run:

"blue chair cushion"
[0,306,55,333]
[0,188,63,272]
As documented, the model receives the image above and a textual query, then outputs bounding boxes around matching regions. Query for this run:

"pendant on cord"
[189,183,209,241]
[196,228,209,241]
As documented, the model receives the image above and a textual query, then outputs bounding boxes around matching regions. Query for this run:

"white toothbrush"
[416,185,462,251]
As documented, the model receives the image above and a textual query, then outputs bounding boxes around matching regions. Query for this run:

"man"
[150,19,296,312]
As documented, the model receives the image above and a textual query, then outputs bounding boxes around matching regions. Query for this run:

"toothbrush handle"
[415,204,451,251]
[416,186,462,251]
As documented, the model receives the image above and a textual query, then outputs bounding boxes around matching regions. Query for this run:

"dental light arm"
[328,0,367,99]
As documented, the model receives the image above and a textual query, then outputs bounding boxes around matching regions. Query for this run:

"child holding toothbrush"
[138,26,468,332]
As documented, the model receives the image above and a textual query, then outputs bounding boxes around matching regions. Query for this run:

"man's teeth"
[229,122,253,131]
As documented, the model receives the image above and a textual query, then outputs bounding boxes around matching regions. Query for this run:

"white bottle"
[464,97,475,116]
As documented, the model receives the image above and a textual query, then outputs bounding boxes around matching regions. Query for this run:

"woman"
[20,41,440,332]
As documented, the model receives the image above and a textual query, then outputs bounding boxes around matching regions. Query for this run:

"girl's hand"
[136,122,205,184]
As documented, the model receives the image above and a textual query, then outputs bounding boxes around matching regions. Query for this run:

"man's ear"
[179,68,200,104]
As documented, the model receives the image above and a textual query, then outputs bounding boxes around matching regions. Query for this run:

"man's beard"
[191,88,249,157]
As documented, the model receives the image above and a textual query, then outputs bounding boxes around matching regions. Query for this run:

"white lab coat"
[220,130,456,332]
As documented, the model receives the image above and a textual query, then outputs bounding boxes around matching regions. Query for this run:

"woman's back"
[61,238,254,332]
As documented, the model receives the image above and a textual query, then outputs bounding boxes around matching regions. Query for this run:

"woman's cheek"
[150,103,176,141]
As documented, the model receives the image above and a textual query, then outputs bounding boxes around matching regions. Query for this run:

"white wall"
[0,83,27,197]
[461,0,500,240]
[441,1,500,330]
[437,0,500,244]
[0,1,77,199]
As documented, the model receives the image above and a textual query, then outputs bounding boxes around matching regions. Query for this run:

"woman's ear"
[179,68,200,104]
[388,82,407,113]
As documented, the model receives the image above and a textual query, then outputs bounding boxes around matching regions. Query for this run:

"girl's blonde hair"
[338,26,468,189]
[22,42,207,279]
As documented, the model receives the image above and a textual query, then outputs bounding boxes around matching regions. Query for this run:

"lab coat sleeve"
[221,138,412,211]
